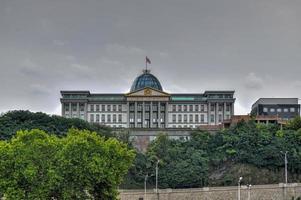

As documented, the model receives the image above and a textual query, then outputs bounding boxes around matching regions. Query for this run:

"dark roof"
[130,70,163,92]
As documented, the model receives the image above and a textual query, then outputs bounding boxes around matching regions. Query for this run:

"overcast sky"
[0,0,301,115]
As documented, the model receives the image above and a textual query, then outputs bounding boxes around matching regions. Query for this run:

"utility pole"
[144,174,148,200]
[247,184,252,200]
[281,151,288,184]
[238,177,243,200]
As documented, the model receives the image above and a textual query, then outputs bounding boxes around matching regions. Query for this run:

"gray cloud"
[0,0,301,115]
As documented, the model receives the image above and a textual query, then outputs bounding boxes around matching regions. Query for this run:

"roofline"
[252,98,299,108]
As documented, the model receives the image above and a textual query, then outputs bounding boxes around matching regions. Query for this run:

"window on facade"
[90,114,94,122]
[101,114,105,122]
[102,105,105,111]
[277,108,282,112]
[210,114,214,123]
[178,114,182,123]
[172,114,176,123]
[201,114,204,122]
[218,104,223,112]
[218,114,222,122]
[226,114,230,120]
[263,107,268,112]
[80,114,84,120]
[284,108,288,112]
[129,113,134,122]
[90,104,94,112]
[107,115,111,122]
[118,114,122,122]
[201,104,205,112]
[145,104,150,112]
[137,103,142,111]
[270,108,275,112]
[195,105,199,111]
[96,114,100,122]
[80,104,84,112]
[184,114,188,122]
[113,105,116,112]
[96,105,100,111]
[72,103,77,112]
[189,114,193,122]
[113,114,117,123]
[107,105,111,112]
[290,107,295,112]
[172,105,176,112]
[178,105,182,112]
[65,104,69,111]
[184,105,187,112]
[195,114,199,123]
[118,105,122,112]
[189,105,193,112]
[226,104,230,112]
[152,104,158,111]
[210,105,215,112]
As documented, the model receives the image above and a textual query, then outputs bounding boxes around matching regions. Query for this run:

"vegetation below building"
[0,110,301,192]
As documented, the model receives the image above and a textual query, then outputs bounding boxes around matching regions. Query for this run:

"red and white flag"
[146,56,151,64]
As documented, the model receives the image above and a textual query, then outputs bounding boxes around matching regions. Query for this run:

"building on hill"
[60,69,235,129]
[251,98,300,120]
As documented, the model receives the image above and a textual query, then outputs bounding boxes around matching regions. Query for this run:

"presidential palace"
[60,69,235,129]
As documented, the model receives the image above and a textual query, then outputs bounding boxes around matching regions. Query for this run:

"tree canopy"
[0,129,135,200]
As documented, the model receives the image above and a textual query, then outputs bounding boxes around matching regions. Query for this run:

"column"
[158,101,161,128]
[142,101,145,128]
[77,102,80,118]
[208,102,211,125]
[84,102,88,121]
[150,102,153,128]
[165,102,169,128]
[134,102,137,128]
[215,102,218,125]
[69,103,72,118]
[61,103,64,116]
[223,102,227,121]
[127,102,130,128]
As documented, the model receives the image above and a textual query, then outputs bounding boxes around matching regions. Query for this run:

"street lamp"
[247,184,252,200]
[155,160,160,194]
[280,151,288,184]
[238,177,243,200]
[144,174,148,200]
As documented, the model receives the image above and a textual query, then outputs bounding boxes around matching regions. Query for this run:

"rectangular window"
[178,114,182,123]
[290,107,295,112]
[210,104,215,112]
[189,105,193,112]
[96,114,100,122]
[96,105,100,112]
[184,105,187,112]
[102,105,105,111]
[218,104,222,112]
[65,103,70,111]
[195,114,199,123]
[90,104,94,112]
[263,107,268,112]
[90,114,94,122]
[118,114,122,122]
[172,114,176,123]
[226,104,230,112]
[195,105,199,112]
[201,114,204,123]
[113,114,117,123]
[113,105,116,112]
[277,108,282,112]
[107,115,111,122]
[178,105,182,112]
[107,105,111,112]
[101,114,105,122]
[118,105,122,112]
[270,108,275,112]
[80,103,85,112]
[172,105,176,112]
[218,114,222,122]
[201,104,205,112]
[210,114,214,123]
[189,114,193,122]
[284,108,289,112]
[184,114,187,122]
[72,103,77,112]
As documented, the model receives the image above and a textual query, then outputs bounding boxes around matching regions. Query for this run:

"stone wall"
[119,183,301,200]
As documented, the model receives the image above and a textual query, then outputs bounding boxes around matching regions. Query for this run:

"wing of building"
[60,69,235,129]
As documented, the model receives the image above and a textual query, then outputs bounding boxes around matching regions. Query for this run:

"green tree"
[0,129,135,200]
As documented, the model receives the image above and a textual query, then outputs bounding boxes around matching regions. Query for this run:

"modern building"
[251,98,300,120]
[60,69,235,129]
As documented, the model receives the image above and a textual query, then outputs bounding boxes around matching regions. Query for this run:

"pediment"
[126,87,170,97]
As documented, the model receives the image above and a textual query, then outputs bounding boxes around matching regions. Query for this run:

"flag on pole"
[146,56,151,64]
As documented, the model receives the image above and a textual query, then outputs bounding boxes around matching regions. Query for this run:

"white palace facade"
[60,69,235,129]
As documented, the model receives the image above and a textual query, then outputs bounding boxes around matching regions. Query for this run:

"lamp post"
[238,177,243,200]
[155,160,160,194]
[247,184,252,200]
[144,174,148,200]
[280,151,288,184]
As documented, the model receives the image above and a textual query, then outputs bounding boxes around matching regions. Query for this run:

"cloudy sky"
[1,0,301,115]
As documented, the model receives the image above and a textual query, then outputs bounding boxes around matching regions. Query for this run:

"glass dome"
[130,70,163,92]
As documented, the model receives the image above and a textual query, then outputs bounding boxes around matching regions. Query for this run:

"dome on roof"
[130,70,163,92]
